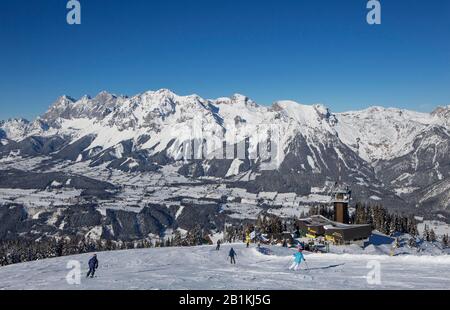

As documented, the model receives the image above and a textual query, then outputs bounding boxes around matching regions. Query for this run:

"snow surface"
[0,244,449,290]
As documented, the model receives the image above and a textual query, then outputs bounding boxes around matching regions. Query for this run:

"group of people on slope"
[216,240,237,264]
[84,241,306,279]
[216,239,306,269]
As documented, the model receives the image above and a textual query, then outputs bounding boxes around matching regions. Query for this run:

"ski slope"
[0,244,449,290]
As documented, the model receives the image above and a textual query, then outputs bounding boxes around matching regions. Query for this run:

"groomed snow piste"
[0,244,449,290]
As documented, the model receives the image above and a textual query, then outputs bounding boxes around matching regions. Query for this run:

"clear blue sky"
[0,0,449,120]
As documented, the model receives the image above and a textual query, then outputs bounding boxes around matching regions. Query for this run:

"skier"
[216,240,221,251]
[86,254,99,278]
[229,247,237,264]
[289,248,306,271]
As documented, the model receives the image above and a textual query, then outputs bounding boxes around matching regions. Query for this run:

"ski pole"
[304,261,310,271]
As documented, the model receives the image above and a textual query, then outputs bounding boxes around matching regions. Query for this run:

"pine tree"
[354,203,367,224]
[442,234,449,248]
[408,237,417,248]
[429,229,437,242]
[407,216,418,236]
[165,238,171,247]
[173,230,183,247]
[185,225,205,246]
[389,214,397,235]
[423,224,430,241]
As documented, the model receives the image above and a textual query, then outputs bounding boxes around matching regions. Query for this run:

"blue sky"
[0,0,449,120]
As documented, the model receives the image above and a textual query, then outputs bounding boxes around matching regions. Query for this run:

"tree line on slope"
[0,227,215,267]
[351,203,419,236]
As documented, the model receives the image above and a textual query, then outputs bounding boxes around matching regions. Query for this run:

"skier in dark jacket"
[86,254,98,278]
[216,240,221,251]
[229,248,237,264]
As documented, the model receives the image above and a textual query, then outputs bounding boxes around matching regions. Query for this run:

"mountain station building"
[297,215,372,245]
[296,183,373,245]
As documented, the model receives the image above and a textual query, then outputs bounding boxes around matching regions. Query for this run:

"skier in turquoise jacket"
[289,248,306,271]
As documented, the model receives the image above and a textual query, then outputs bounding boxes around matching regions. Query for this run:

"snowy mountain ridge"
[1,89,450,221]
[2,89,449,164]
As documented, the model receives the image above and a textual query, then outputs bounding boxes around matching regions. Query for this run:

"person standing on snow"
[86,254,99,278]
[216,240,221,251]
[289,248,306,271]
[229,247,237,264]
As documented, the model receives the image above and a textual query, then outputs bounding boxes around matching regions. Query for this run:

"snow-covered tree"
[442,234,449,248]
[429,229,437,242]
[423,224,430,241]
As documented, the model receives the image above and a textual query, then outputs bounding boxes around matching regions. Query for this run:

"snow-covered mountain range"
[0,89,449,241]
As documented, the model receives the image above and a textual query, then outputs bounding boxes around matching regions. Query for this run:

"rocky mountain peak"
[95,91,116,100]
[432,105,450,124]
[228,94,258,107]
